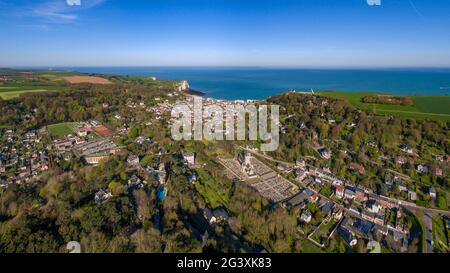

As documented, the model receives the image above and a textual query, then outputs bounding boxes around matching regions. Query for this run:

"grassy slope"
[318,91,450,121]
[432,216,449,252]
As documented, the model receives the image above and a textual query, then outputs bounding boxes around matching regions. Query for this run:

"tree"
[108,181,124,195]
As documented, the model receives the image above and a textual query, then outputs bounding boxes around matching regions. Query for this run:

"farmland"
[63,76,112,84]
[318,91,450,121]
[0,86,64,100]
[0,70,113,100]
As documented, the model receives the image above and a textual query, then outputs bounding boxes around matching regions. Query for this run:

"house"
[396,157,407,166]
[54,138,75,152]
[416,164,429,174]
[309,191,319,203]
[374,213,385,225]
[89,120,101,127]
[347,122,356,128]
[338,227,357,246]
[408,191,417,201]
[431,166,443,177]
[319,148,332,160]
[344,188,356,199]
[350,162,366,175]
[294,168,308,182]
[335,186,345,199]
[333,209,343,221]
[95,189,112,204]
[188,172,198,184]
[135,136,152,145]
[319,201,335,216]
[429,187,437,199]
[375,225,388,235]
[75,127,90,137]
[355,188,367,202]
[379,198,396,209]
[314,177,323,184]
[300,210,312,223]
[182,152,195,166]
[362,210,376,222]
[346,217,374,238]
[295,159,306,169]
[128,175,144,188]
[203,207,229,225]
[397,183,408,192]
[400,143,413,154]
[366,200,382,214]
[127,155,140,166]
[284,191,309,210]
[385,175,394,187]
[0,179,9,188]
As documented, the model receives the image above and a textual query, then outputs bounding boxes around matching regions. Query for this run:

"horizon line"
[4,65,450,70]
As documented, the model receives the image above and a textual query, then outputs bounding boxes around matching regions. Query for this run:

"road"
[406,206,435,253]
[423,212,434,253]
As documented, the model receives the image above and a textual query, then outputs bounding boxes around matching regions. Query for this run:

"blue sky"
[1,0,450,67]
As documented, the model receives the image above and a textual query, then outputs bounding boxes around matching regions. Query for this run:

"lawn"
[195,168,231,209]
[0,85,64,100]
[310,219,338,246]
[318,91,450,121]
[47,122,78,138]
[300,240,324,253]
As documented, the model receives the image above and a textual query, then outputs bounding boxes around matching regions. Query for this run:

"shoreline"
[185,88,205,97]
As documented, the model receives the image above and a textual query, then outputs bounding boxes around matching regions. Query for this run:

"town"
[0,70,448,254]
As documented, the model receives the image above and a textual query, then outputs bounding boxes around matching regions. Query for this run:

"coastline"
[185,88,205,97]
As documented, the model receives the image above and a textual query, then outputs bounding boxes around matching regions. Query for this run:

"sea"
[62,67,450,100]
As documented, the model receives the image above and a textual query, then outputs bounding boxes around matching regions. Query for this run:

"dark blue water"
[65,67,450,100]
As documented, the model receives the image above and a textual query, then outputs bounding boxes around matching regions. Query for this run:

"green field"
[0,85,64,100]
[47,122,78,137]
[318,91,450,121]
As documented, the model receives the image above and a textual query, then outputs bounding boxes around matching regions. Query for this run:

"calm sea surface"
[64,67,450,100]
